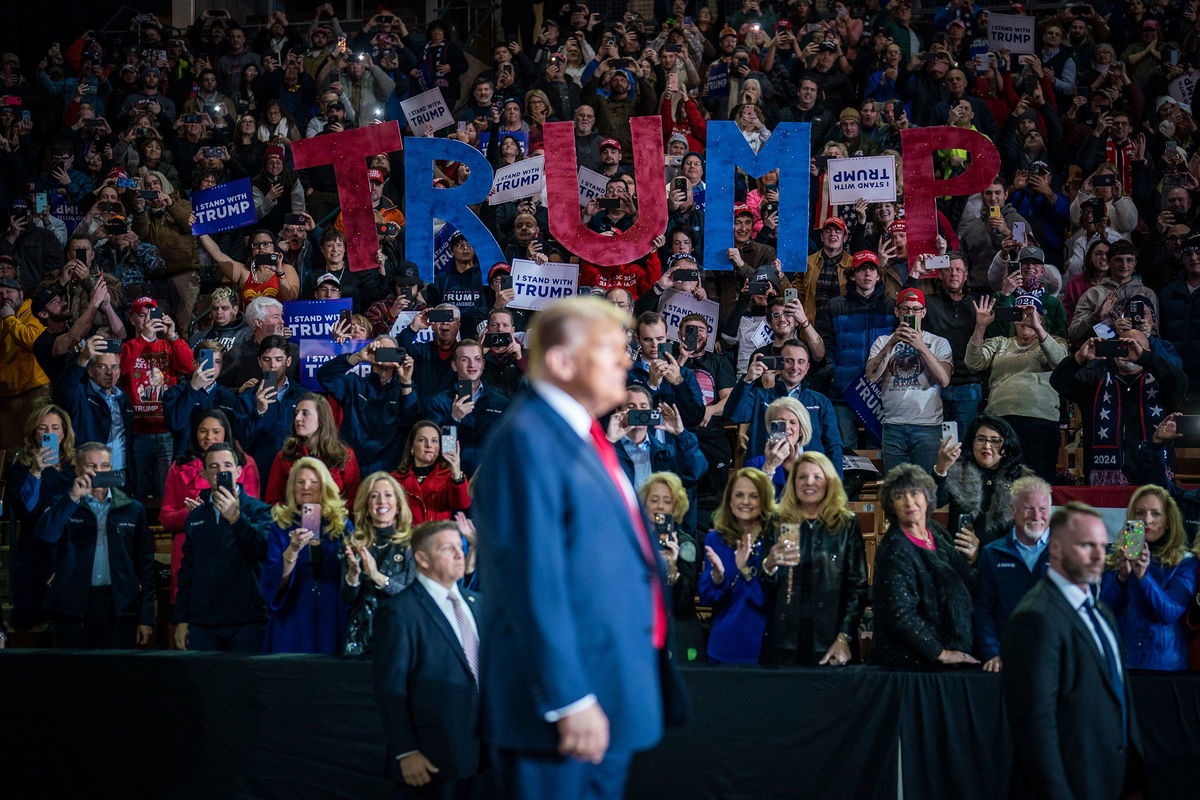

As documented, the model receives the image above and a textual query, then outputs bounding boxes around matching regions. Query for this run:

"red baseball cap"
[488,262,511,281]
[131,296,158,315]
[851,250,879,269]
[896,288,925,307]
[107,167,128,181]
[600,138,622,151]
[887,220,906,234]
[367,169,385,183]
[733,202,754,219]
[265,144,286,162]
[822,217,848,232]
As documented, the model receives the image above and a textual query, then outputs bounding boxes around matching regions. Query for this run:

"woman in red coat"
[391,421,470,524]
[265,393,361,505]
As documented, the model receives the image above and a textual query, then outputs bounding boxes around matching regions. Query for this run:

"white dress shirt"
[415,572,477,648]
[1047,567,1122,670]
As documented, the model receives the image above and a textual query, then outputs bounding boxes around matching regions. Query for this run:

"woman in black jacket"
[760,451,868,666]
[341,471,418,655]
[932,414,1033,547]
[873,463,980,669]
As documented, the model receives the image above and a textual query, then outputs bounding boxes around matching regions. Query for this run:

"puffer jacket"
[1099,551,1197,671]
[815,282,896,397]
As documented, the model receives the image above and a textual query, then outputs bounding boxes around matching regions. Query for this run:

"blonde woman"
[761,452,868,666]
[1099,485,1196,671]
[341,472,416,655]
[698,467,779,663]
[745,396,813,496]
[262,456,353,653]
[640,471,696,608]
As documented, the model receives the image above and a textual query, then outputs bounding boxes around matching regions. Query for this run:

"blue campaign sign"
[433,222,457,275]
[190,178,257,235]
[842,372,883,441]
[298,338,371,392]
[282,298,353,338]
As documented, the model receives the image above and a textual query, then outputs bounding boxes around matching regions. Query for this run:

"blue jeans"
[133,432,174,499]
[881,423,942,475]
[833,402,880,451]
[939,383,983,440]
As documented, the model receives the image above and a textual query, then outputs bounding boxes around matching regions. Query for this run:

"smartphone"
[597,198,621,210]
[654,512,674,547]
[482,332,512,348]
[1012,222,1027,243]
[682,326,699,352]
[1127,299,1147,322]
[626,408,662,427]
[284,213,307,226]
[925,255,951,270]
[760,356,784,371]
[498,274,514,291]
[657,341,680,361]
[377,222,400,236]
[440,425,458,454]
[262,369,279,386]
[673,176,689,194]
[34,193,48,213]
[1121,520,1146,561]
[216,470,235,494]
[941,420,959,447]
[116,177,139,189]
[41,432,60,466]
[138,190,158,201]
[902,314,920,332]
[784,288,799,302]
[21,110,31,124]
[149,307,164,321]
[1093,173,1116,187]
[455,379,473,400]
[768,419,789,441]
[780,522,800,547]
[1095,339,1127,358]
[91,470,125,489]
[673,268,700,283]
[103,339,123,354]
[203,147,224,159]
[374,346,403,363]
[301,502,321,535]
[994,306,1022,323]
[986,206,1001,220]
[427,309,454,323]
[747,281,771,295]
[197,349,215,373]
[958,513,974,532]
[253,253,280,268]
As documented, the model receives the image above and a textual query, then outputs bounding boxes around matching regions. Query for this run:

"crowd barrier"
[2,652,1198,798]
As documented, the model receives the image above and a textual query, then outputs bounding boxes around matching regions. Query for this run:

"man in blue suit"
[975,476,1053,673]
[475,297,686,799]
[374,520,485,798]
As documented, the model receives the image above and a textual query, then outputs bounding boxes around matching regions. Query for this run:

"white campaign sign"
[399,88,454,133]
[577,165,609,205]
[658,290,719,352]
[987,13,1035,55]
[826,155,898,205]
[488,156,545,205]
[508,258,579,310]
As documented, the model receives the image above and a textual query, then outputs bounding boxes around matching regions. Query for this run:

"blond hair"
[779,451,853,530]
[1106,484,1189,569]
[350,472,413,548]
[270,456,349,538]
[526,296,629,382]
[765,397,813,448]
[639,471,690,523]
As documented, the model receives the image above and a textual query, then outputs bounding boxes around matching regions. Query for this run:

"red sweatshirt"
[578,251,662,299]
[120,335,194,435]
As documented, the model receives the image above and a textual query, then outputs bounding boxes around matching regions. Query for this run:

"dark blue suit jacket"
[973,531,1050,661]
[474,389,684,755]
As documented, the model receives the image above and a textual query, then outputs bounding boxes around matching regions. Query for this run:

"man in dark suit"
[373,520,484,799]
[1002,501,1143,800]
[475,296,685,799]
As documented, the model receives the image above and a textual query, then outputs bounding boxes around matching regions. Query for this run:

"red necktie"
[589,420,667,649]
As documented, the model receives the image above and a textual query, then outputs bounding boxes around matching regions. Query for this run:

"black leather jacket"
[761,513,869,665]
[341,535,418,656]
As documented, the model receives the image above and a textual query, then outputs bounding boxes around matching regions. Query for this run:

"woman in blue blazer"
[1100,484,1197,671]
[261,456,352,654]
[698,467,780,663]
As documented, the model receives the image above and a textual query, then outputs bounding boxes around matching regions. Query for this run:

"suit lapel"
[1041,578,1123,704]
[528,394,649,564]
[414,581,474,679]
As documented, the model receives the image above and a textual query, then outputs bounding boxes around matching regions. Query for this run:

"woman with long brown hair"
[265,393,361,504]
[391,420,469,524]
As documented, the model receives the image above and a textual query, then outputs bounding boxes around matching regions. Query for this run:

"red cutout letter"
[544,116,666,266]
[901,126,1001,262]
[291,122,403,271]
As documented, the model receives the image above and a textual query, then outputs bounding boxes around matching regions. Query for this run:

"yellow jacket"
[0,298,49,397]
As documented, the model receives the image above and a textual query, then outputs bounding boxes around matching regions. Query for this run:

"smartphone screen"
[440,425,458,454]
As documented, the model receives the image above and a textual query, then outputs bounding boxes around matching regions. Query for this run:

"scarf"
[1104,136,1136,195]
[1089,369,1163,485]
[419,42,449,91]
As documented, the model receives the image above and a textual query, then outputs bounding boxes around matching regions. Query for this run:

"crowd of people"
[1,0,1200,687]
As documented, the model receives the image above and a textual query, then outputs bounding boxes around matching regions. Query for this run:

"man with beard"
[582,61,657,157]
[133,172,199,334]
[974,476,1053,673]
[119,64,177,125]
[572,104,604,172]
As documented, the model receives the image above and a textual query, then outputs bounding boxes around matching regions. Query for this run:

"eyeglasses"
[250,240,274,249]
[767,312,787,320]
[974,436,1004,446]
[897,305,924,313]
